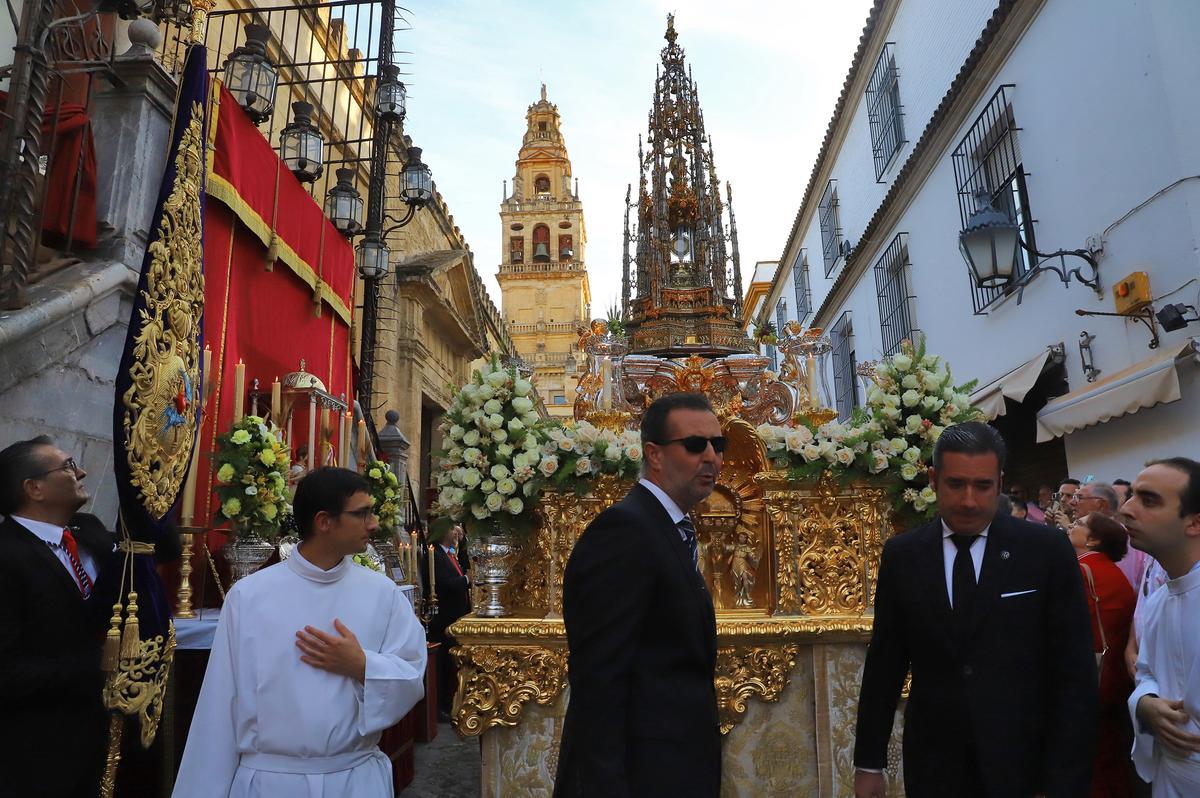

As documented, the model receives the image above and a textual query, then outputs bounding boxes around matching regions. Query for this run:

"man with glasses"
[174,467,427,797]
[555,393,724,798]
[0,436,117,798]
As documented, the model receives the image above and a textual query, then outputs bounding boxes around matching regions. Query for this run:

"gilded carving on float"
[715,645,799,733]
[450,646,568,736]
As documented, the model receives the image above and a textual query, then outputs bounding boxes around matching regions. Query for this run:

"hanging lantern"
[280,101,325,183]
[222,24,277,126]
[672,224,692,260]
[401,146,433,207]
[324,168,363,236]
[356,231,389,280]
[959,190,1021,289]
[375,64,406,123]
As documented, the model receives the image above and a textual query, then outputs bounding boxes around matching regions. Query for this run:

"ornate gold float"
[448,16,908,797]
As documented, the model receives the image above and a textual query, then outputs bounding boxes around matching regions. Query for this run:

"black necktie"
[950,534,978,623]
[677,517,699,572]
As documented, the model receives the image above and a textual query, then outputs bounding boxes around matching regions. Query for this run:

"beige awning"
[970,347,1056,420]
[1035,337,1199,442]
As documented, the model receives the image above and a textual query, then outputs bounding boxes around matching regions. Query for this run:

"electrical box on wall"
[1113,271,1152,315]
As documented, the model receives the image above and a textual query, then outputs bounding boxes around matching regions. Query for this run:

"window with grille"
[819,181,843,277]
[775,299,788,332]
[792,250,811,323]
[874,233,916,356]
[767,344,778,371]
[866,43,906,181]
[831,312,858,421]
[952,85,1035,314]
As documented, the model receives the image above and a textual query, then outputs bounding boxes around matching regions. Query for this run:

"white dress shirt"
[10,515,100,583]
[637,478,689,540]
[941,520,989,609]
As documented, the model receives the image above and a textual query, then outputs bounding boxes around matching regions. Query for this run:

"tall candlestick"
[232,360,246,421]
[338,410,350,466]
[202,346,212,399]
[307,394,317,471]
[428,544,436,592]
[410,531,419,585]
[180,447,200,526]
[270,377,281,425]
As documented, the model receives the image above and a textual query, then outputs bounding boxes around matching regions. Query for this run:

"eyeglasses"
[30,457,79,479]
[653,436,727,454]
[339,506,375,521]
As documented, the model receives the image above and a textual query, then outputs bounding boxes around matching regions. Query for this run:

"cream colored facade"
[497,86,590,417]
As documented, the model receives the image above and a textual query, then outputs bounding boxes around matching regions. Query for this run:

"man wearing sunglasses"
[555,393,724,798]
[175,467,427,797]
[0,435,120,798]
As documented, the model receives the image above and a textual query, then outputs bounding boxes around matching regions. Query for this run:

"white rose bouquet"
[432,355,544,537]
[538,420,643,492]
[756,337,980,524]
[213,415,291,540]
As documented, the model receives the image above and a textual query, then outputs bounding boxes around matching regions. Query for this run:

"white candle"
[232,360,246,421]
[428,544,436,591]
[599,358,612,410]
[307,394,317,471]
[338,410,350,466]
[806,354,817,405]
[202,346,212,399]
[270,377,281,424]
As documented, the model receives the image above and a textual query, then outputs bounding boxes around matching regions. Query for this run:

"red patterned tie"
[59,529,94,599]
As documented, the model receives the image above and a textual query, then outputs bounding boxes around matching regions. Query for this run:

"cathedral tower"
[497,85,591,417]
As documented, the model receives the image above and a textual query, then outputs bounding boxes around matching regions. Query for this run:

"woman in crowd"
[1068,513,1137,798]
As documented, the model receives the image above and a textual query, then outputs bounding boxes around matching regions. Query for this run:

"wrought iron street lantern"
[280,102,324,183]
[324,168,363,236]
[400,146,433,207]
[958,191,1020,289]
[375,64,406,123]
[356,231,390,280]
[958,189,1101,302]
[223,24,278,126]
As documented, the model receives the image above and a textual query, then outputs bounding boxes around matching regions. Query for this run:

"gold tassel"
[265,233,279,272]
[120,592,140,660]
[102,603,123,672]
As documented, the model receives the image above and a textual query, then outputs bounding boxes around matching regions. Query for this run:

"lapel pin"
[1000,550,1010,560]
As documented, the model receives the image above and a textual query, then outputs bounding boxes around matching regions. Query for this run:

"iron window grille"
[866,42,906,181]
[952,85,1036,314]
[873,233,917,356]
[776,298,788,333]
[819,180,843,277]
[792,249,812,323]
[767,344,778,371]
[831,311,858,421]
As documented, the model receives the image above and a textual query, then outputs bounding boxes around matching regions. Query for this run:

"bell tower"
[497,85,591,417]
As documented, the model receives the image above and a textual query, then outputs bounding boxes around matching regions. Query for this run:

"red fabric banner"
[192,84,357,570]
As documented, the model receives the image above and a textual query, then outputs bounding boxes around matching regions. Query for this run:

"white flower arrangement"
[756,338,980,523]
[213,415,292,540]
[432,356,544,536]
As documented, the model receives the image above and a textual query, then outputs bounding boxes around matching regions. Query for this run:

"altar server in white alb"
[173,467,427,798]
[1123,457,1200,797]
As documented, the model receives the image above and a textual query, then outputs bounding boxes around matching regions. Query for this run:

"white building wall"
[778,0,1200,477]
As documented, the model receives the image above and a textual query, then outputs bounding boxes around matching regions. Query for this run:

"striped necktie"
[677,517,699,572]
[55,529,94,599]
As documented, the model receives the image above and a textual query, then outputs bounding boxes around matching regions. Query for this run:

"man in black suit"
[853,422,1098,798]
[554,392,723,798]
[429,522,472,720]
[0,436,115,798]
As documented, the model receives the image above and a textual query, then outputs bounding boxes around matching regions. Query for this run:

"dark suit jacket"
[853,514,1098,798]
[553,483,720,798]
[429,544,471,640]
[0,514,116,798]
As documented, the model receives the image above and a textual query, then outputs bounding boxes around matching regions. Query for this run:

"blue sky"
[398,0,875,315]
